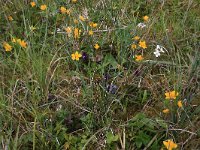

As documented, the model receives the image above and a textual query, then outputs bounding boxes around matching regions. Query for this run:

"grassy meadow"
[0,0,200,149]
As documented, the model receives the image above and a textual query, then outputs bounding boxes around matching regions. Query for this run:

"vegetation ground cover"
[0,0,200,149]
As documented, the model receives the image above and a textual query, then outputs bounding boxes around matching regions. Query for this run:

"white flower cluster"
[154,45,167,57]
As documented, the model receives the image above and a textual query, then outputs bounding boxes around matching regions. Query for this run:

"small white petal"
[154,50,160,57]
[137,23,146,28]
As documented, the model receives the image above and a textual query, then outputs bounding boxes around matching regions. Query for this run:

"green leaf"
[135,139,143,148]
[155,118,168,129]
[106,132,119,144]
[103,54,118,69]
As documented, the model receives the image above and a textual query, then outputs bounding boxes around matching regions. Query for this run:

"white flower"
[155,45,166,53]
[57,28,61,32]
[137,23,146,28]
[154,50,161,57]
[154,45,167,57]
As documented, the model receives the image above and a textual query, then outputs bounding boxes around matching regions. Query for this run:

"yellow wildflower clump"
[162,109,169,114]
[143,15,149,21]
[30,2,36,7]
[94,44,100,50]
[163,139,177,150]
[139,40,147,49]
[135,55,144,61]
[13,38,27,48]
[165,90,179,100]
[71,51,82,61]
[3,42,12,52]
[40,4,47,11]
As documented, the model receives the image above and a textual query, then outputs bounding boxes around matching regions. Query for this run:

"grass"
[0,0,200,149]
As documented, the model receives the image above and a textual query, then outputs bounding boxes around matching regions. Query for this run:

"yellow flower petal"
[133,36,140,40]
[30,2,36,7]
[3,42,12,52]
[177,100,183,108]
[94,44,100,50]
[74,28,80,39]
[71,51,82,61]
[89,30,94,35]
[60,6,67,14]
[71,54,76,60]
[143,15,149,21]
[79,15,85,21]
[40,4,47,11]
[19,40,27,48]
[131,44,137,49]
[163,109,170,114]
[163,139,177,150]
[8,16,13,21]
[165,91,179,100]
[135,55,144,61]
[139,41,147,49]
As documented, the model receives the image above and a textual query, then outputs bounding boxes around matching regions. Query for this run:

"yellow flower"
[59,7,70,15]
[65,27,72,34]
[139,41,147,49]
[79,15,86,21]
[165,91,179,100]
[135,55,144,61]
[162,109,170,114]
[94,44,100,50]
[3,42,12,51]
[71,51,82,61]
[131,44,137,49]
[89,22,98,28]
[72,0,77,3]
[8,16,13,21]
[88,30,94,35]
[40,4,47,11]
[17,39,27,48]
[133,36,140,40]
[143,15,149,21]
[30,2,36,7]
[60,6,67,14]
[66,9,71,15]
[163,139,177,150]
[20,40,27,48]
[74,28,81,39]
[92,23,97,28]
[177,100,183,108]
[12,38,16,43]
